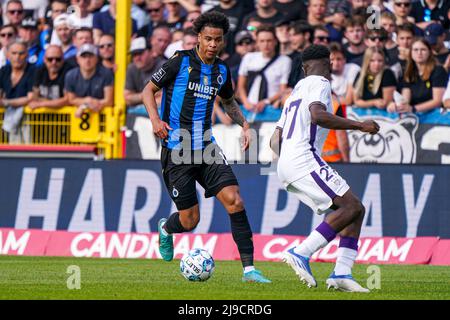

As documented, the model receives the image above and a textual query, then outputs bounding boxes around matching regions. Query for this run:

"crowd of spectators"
[0,0,448,147]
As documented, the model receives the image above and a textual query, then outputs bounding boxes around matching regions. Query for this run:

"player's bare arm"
[142,81,173,139]
[309,102,380,134]
[269,127,283,156]
[222,96,251,151]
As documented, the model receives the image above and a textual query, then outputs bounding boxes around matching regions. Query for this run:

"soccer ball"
[180,248,215,282]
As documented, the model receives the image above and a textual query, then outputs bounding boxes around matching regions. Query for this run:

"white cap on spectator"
[129,37,150,54]
[54,14,70,28]
[77,43,98,56]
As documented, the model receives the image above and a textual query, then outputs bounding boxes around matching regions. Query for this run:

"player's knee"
[349,200,365,221]
[341,197,360,221]
[224,192,244,214]
[226,193,245,213]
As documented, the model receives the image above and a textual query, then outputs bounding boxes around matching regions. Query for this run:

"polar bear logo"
[347,112,418,163]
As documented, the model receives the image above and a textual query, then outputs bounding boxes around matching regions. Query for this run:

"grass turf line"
[0,256,449,300]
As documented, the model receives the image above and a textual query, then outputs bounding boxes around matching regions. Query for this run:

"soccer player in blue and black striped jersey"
[142,11,271,283]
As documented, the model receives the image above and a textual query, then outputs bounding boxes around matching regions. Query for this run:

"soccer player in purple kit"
[271,45,380,292]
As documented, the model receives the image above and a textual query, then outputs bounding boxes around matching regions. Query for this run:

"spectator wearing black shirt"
[210,0,249,56]
[0,40,35,143]
[65,43,114,118]
[410,0,450,30]
[286,22,312,89]
[275,19,292,56]
[444,78,450,109]
[424,23,450,70]
[242,0,284,28]
[343,16,366,66]
[29,45,70,110]
[273,0,307,22]
[389,38,448,114]
[353,47,396,109]
[392,0,424,36]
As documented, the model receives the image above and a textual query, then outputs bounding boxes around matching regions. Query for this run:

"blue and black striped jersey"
[150,47,234,150]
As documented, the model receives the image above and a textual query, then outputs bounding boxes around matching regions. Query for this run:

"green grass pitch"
[0,256,449,300]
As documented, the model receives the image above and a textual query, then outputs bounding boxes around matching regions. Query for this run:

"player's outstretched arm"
[222,96,251,151]
[310,102,380,134]
[143,81,172,139]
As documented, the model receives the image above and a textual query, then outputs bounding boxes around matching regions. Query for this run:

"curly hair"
[302,44,330,62]
[192,11,230,35]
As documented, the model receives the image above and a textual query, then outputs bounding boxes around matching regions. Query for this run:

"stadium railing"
[0,106,123,159]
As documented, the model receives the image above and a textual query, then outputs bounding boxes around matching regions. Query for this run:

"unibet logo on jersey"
[188,81,219,100]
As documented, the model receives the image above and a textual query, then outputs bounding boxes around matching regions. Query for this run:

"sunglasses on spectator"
[394,2,411,7]
[99,43,113,49]
[316,36,330,42]
[369,36,387,41]
[0,32,14,38]
[246,26,257,32]
[148,8,162,13]
[8,9,24,15]
[46,56,62,62]
[239,40,253,46]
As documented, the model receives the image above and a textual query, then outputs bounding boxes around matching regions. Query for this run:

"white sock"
[244,266,255,273]
[294,230,329,258]
[334,247,358,276]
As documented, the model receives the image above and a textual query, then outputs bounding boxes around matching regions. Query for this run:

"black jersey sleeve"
[381,68,397,88]
[150,52,183,89]
[430,66,448,88]
[218,63,234,100]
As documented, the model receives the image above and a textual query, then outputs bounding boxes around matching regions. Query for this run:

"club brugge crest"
[203,76,208,85]
[217,74,223,85]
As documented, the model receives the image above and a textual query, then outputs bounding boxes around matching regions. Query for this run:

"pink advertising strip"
[0,228,446,265]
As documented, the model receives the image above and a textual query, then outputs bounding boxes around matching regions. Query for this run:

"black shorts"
[161,146,239,210]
